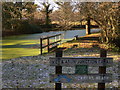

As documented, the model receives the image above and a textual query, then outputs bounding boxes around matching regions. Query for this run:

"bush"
[29,19,45,25]
[17,20,43,34]
[113,38,120,48]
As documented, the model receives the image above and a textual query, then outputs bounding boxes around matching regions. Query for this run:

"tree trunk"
[86,17,91,35]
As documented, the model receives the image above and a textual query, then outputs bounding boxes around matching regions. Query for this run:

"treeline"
[2,2,98,36]
[75,2,120,50]
[2,2,43,36]
[2,2,120,49]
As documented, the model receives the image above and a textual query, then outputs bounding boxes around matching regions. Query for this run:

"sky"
[1,0,119,2]
[34,0,59,11]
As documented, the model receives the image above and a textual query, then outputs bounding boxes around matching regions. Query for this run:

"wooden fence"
[40,34,62,55]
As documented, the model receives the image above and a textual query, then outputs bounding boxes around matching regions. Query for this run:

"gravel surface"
[2,53,119,89]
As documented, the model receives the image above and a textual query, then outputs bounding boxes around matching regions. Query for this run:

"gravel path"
[2,51,119,89]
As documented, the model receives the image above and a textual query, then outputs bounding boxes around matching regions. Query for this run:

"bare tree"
[55,2,74,30]
[76,2,119,43]
[41,2,53,26]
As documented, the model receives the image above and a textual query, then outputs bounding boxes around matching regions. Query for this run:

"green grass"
[1,39,40,60]
[1,37,71,60]
[1,38,53,60]
[2,48,39,60]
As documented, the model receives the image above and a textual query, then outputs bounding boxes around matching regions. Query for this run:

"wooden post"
[55,36,57,46]
[74,35,78,40]
[55,48,63,90]
[98,49,107,90]
[55,36,57,42]
[47,38,50,53]
[118,61,120,88]
[86,17,91,35]
[40,38,42,55]
[59,35,61,45]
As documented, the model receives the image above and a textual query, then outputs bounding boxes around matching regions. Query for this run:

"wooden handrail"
[41,34,61,40]
[40,34,62,55]
[42,40,61,48]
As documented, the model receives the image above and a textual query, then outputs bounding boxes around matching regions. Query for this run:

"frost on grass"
[2,54,119,88]
[2,56,54,88]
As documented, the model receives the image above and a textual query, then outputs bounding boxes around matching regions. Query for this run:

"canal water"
[1,29,100,60]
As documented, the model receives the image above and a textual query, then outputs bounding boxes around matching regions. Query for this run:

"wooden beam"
[86,17,91,35]
[42,40,61,48]
[42,34,61,40]
[98,49,107,90]
[47,38,50,53]
[55,48,63,90]
[40,38,42,55]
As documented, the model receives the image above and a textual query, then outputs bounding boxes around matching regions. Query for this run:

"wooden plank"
[49,40,61,46]
[49,45,57,52]
[47,38,50,53]
[42,34,61,40]
[40,38,42,55]
[98,49,107,90]
[49,74,112,83]
[50,57,113,66]
[42,40,61,48]
[55,48,63,90]
[86,17,91,35]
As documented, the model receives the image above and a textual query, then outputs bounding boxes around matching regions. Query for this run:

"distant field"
[52,21,97,25]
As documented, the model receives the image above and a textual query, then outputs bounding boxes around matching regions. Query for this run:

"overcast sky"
[34,0,59,11]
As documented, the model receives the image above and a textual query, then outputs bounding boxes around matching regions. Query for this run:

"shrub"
[17,20,43,34]
[112,38,120,48]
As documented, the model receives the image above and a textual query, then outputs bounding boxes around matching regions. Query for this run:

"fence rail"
[40,34,61,55]
[41,34,61,40]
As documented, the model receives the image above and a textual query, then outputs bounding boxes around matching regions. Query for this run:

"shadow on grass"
[2,48,40,60]
[65,46,101,52]
[2,44,40,48]
[66,36,99,43]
